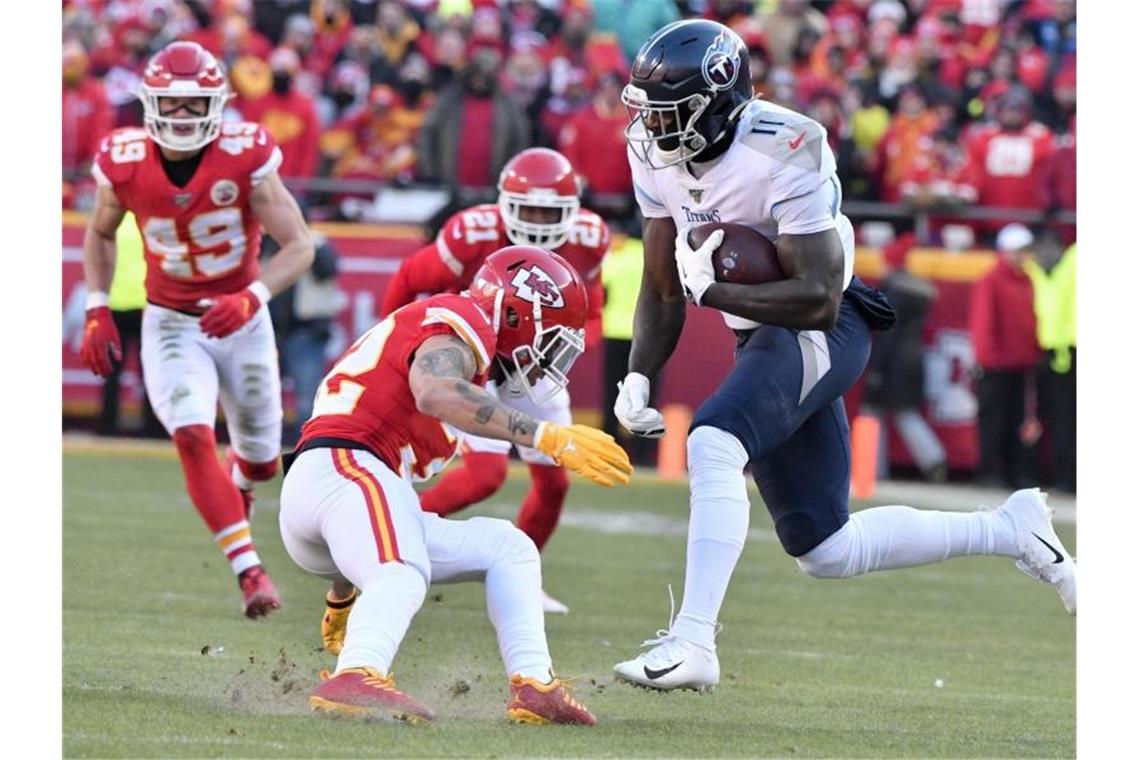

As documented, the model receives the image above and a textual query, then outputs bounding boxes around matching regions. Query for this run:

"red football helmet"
[468,246,588,403]
[139,41,230,152]
[497,148,581,250]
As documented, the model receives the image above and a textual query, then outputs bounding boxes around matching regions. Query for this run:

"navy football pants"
[690,295,872,557]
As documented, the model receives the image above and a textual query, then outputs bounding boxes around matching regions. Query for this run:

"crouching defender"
[279,246,631,723]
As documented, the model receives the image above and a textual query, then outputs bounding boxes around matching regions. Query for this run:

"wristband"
[86,291,110,310]
[532,421,549,450]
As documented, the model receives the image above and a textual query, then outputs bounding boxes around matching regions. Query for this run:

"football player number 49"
[143,210,246,278]
[109,129,249,279]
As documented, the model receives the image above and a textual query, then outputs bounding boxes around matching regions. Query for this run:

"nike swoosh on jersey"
[1032,532,1065,564]
[644,662,683,680]
[788,130,807,150]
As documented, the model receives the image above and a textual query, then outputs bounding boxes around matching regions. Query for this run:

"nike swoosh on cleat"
[644,662,683,680]
[1032,532,1064,564]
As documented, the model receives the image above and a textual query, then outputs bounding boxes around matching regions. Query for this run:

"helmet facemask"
[497,300,585,404]
[141,84,229,152]
[498,189,580,249]
[623,86,713,169]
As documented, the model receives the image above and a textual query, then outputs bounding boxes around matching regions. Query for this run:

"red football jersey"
[92,122,283,312]
[381,203,608,346]
[299,294,497,483]
[967,122,1056,211]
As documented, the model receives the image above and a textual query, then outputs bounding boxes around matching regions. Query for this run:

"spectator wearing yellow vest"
[1025,240,1076,493]
[99,212,161,437]
[601,228,656,465]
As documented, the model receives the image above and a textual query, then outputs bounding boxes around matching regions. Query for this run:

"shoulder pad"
[94,127,150,184]
[574,208,604,227]
[738,103,827,173]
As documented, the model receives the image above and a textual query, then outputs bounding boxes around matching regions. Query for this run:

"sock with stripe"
[418,451,508,516]
[172,425,261,575]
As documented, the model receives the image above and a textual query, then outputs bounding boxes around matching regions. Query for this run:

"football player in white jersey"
[610,19,1076,692]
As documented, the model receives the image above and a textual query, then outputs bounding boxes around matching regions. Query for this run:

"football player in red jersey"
[280,247,631,724]
[79,41,315,618]
[380,148,610,614]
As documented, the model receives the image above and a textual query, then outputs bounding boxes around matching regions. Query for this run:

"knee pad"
[358,560,429,601]
[465,452,510,500]
[233,454,279,483]
[794,521,856,579]
[687,425,750,482]
[474,516,540,566]
[172,424,216,456]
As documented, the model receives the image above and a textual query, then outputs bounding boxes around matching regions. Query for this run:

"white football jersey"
[629,99,855,330]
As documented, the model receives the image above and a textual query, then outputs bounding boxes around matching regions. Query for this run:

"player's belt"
[282,437,382,476]
[146,299,208,317]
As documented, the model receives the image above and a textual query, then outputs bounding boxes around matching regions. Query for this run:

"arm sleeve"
[380,243,463,317]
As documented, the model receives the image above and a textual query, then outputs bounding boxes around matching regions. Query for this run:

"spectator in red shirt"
[324,84,421,181]
[417,48,531,191]
[558,70,631,214]
[967,85,1056,234]
[900,126,982,242]
[62,41,112,180]
[969,224,1042,488]
[1046,122,1076,246]
[240,48,321,180]
[187,8,273,65]
[542,3,626,94]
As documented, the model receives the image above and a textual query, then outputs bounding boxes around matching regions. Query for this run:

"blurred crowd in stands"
[63,0,1076,245]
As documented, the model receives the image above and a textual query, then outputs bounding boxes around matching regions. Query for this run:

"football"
[688,222,786,285]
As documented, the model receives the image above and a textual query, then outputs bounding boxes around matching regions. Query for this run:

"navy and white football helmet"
[622,19,755,169]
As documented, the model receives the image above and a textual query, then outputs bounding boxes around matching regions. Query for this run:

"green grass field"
[63,443,1075,758]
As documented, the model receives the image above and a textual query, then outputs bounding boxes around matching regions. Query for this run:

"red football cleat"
[507,674,596,726]
[238,565,282,619]
[309,668,435,724]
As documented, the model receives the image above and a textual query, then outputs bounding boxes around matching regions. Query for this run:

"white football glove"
[614,372,665,438]
[674,227,723,305]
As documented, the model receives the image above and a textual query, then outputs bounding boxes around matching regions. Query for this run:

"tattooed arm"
[407,333,540,447]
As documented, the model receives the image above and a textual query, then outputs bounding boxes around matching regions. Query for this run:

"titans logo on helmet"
[701,31,741,91]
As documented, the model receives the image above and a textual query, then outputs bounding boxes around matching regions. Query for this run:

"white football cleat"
[613,631,720,692]
[999,488,1077,614]
[541,589,570,615]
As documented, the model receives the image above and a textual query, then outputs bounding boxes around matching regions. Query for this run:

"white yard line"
[63,435,1077,528]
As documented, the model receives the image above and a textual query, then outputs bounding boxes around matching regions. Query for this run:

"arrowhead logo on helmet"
[701,31,741,91]
[510,266,565,309]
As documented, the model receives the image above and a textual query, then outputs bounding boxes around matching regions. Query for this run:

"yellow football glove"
[321,589,357,655]
[534,423,633,487]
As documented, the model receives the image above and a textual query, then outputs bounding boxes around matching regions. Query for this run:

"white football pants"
[141,303,282,465]
[279,447,553,680]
